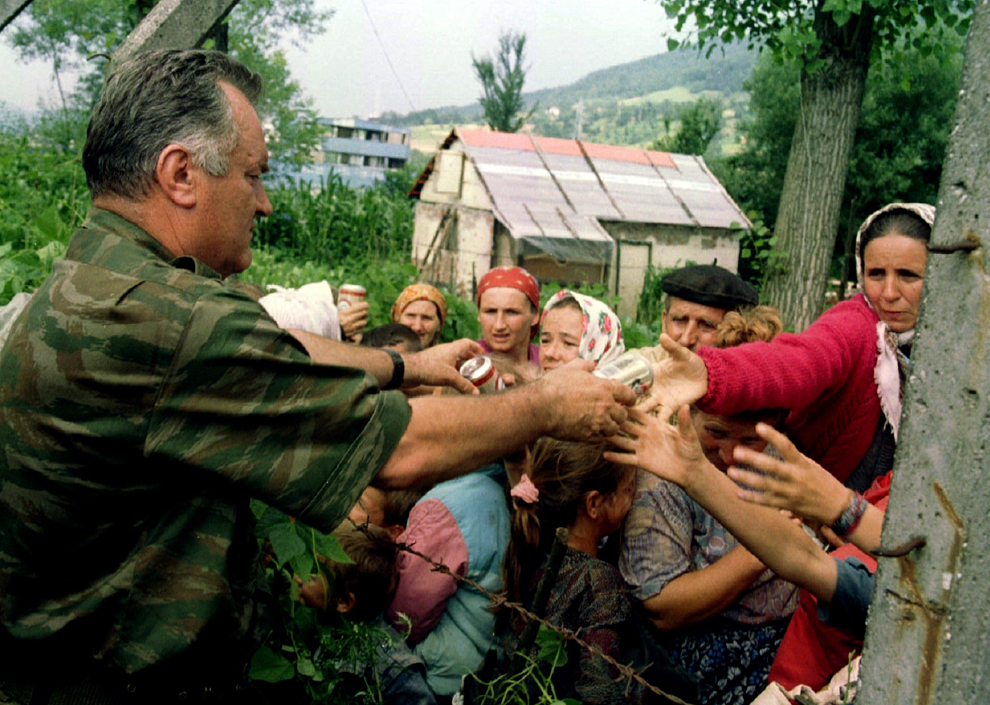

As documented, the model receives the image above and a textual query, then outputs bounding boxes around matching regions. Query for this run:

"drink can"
[460,355,499,394]
[593,351,654,396]
[337,284,366,310]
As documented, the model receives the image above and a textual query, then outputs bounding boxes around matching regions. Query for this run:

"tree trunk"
[857,1,990,700]
[762,4,875,331]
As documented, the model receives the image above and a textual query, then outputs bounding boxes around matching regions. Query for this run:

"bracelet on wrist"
[831,492,868,539]
[382,348,404,390]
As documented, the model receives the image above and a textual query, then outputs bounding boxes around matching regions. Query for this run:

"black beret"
[661,264,759,311]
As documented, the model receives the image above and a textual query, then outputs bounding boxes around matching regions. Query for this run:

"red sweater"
[696,295,881,483]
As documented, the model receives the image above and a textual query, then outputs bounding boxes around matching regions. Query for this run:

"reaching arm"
[607,407,838,602]
[642,545,769,630]
[728,424,884,552]
[288,330,481,394]
[375,360,636,489]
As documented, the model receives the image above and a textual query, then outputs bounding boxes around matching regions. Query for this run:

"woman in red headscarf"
[476,266,541,369]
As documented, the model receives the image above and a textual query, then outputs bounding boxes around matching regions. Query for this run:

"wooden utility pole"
[857,1,990,702]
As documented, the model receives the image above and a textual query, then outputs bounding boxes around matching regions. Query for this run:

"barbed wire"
[348,518,696,705]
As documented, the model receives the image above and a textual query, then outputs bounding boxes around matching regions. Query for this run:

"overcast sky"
[0,0,680,118]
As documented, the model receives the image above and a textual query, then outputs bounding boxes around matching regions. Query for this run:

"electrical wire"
[359,0,416,113]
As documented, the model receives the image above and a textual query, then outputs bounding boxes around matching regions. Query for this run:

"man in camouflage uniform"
[0,50,632,704]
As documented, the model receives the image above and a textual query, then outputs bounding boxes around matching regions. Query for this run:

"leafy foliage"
[651,95,724,155]
[472,30,534,133]
[249,502,400,704]
[464,627,579,705]
[5,0,330,163]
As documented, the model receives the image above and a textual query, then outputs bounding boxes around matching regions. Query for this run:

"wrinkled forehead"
[666,296,727,322]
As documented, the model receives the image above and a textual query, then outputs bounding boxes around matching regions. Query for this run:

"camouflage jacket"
[0,208,411,674]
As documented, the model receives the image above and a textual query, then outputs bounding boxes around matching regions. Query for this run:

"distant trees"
[711,29,964,294]
[652,96,723,155]
[472,30,533,133]
[662,0,973,330]
[4,0,330,163]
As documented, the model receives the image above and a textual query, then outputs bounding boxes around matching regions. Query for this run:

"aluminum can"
[460,355,499,394]
[337,284,367,310]
[593,350,654,396]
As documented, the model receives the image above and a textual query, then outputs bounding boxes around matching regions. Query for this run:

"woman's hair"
[858,208,933,266]
[716,305,783,348]
[501,438,629,606]
[713,305,787,424]
[360,323,423,352]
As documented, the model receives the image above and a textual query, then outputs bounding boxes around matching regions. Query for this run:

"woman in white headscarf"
[653,203,935,492]
[538,290,624,372]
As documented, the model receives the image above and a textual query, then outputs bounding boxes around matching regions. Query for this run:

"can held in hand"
[593,351,654,396]
[460,355,501,394]
[337,284,366,310]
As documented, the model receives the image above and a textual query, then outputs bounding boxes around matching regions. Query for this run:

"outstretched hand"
[540,359,636,440]
[605,405,710,491]
[637,334,709,417]
[403,339,484,395]
[729,423,852,525]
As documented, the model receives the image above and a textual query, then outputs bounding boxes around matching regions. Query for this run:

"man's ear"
[156,144,197,208]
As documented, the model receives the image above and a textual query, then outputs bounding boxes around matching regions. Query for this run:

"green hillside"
[382,42,757,153]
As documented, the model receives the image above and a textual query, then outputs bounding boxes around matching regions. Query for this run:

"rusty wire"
[348,518,696,705]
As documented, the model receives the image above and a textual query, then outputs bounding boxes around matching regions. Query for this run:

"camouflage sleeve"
[146,287,411,532]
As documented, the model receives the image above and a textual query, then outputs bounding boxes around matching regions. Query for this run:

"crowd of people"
[0,48,938,705]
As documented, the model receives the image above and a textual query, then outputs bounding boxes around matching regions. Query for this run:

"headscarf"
[854,202,936,439]
[391,283,448,331]
[542,290,625,366]
[259,281,340,340]
[477,266,541,339]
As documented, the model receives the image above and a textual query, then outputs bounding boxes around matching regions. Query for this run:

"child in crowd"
[386,465,511,700]
[296,524,436,705]
[495,438,696,705]
[360,322,424,353]
[348,486,424,541]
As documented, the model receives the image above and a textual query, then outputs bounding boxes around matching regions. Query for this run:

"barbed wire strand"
[348,518,696,705]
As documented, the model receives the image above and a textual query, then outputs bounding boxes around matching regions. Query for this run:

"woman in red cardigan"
[653,202,935,492]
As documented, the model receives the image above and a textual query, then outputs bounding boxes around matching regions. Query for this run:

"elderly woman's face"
[399,299,441,347]
[862,233,928,333]
[539,305,583,372]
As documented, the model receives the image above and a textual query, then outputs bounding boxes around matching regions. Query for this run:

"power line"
[359,0,416,113]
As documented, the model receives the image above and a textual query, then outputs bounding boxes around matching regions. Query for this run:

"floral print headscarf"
[541,290,625,366]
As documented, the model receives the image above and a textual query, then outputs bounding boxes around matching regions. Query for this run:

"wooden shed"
[409,128,751,317]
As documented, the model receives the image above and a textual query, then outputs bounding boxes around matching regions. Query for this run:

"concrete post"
[857,1,990,703]
[0,0,31,33]
[110,0,240,71]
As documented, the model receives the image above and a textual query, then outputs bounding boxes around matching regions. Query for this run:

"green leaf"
[249,646,295,682]
[667,38,680,52]
[535,626,568,667]
[313,529,354,565]
[289,551,315,577]
[296,656,318,678]
[269,524,306,566]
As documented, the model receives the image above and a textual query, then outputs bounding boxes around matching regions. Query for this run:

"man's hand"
[338,301,369,342]
[538,359,636,440]
[637,334,709,417]
[729,423,853,526]
[606,405,710,492]
[403,339,484,395]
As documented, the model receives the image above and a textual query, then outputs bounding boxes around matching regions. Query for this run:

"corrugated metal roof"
[415,128,750,264]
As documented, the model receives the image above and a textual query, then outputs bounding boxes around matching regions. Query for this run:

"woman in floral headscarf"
[391,283,447,348]
[539,290,624,372]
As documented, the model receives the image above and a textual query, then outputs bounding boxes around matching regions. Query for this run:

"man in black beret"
[660,264,758,351]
